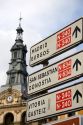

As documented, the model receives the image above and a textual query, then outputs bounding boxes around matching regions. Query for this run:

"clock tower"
[0,17,28,125]
[6,18,28,97]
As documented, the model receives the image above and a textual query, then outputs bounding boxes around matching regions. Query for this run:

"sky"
[0,0,83,87]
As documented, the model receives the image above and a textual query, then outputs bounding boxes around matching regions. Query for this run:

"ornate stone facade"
[0,87,26,125]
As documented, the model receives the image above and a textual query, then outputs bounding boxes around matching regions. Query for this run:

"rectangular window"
[11,75,15,83]
[14,51,17,59]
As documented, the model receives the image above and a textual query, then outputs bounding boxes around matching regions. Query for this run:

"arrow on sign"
[73,90,82,103]
[72,26,81,38]
[73,59,81,71]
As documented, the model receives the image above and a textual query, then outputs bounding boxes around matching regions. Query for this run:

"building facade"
[0,20,28,125]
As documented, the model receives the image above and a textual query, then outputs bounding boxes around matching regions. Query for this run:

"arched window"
[21,111,26,125]
[4,113,14,125]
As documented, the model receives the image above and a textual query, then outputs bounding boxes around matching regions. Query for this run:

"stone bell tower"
[6,17,28,96]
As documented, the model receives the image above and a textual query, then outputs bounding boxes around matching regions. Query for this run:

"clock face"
[7,96,13,103]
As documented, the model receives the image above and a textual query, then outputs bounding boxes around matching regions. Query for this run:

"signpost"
[30,18,83,66]
[27,82,83,122]
[28,51,83,95]
[43,116,83,125]
[27,18,83,124]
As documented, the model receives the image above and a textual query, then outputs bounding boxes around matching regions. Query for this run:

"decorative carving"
[14,110,21,114]
[8,87,12,93]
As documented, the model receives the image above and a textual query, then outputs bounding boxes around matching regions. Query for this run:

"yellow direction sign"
[30,18,83,66]
[27,82,83,122]
[28,51,83,95]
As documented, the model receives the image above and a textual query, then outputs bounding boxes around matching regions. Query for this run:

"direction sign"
[27,82,83,122]
[30,18,83,66]
[43,116,83,125]
[28,51,83,95]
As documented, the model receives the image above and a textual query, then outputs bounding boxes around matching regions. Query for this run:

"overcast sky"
[0,0,83,86]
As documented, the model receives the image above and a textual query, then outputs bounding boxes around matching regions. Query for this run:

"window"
[23,52,25,60]
[11,75,15,83]
[4,113,14,125]
[14,51,17,59]
[21,111,26,125]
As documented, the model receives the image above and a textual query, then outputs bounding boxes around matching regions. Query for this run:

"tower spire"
[16,13,23,42]
[6,18,28,95]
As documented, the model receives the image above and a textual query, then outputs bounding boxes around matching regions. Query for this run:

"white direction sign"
[30,18,83,66]
[28,51,83,95]
[27,82,83,122]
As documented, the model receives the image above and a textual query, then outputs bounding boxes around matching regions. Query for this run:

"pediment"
[0,87,22,106]
[0,87,21,98]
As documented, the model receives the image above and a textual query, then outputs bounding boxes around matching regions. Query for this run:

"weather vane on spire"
[19,12,22,27]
